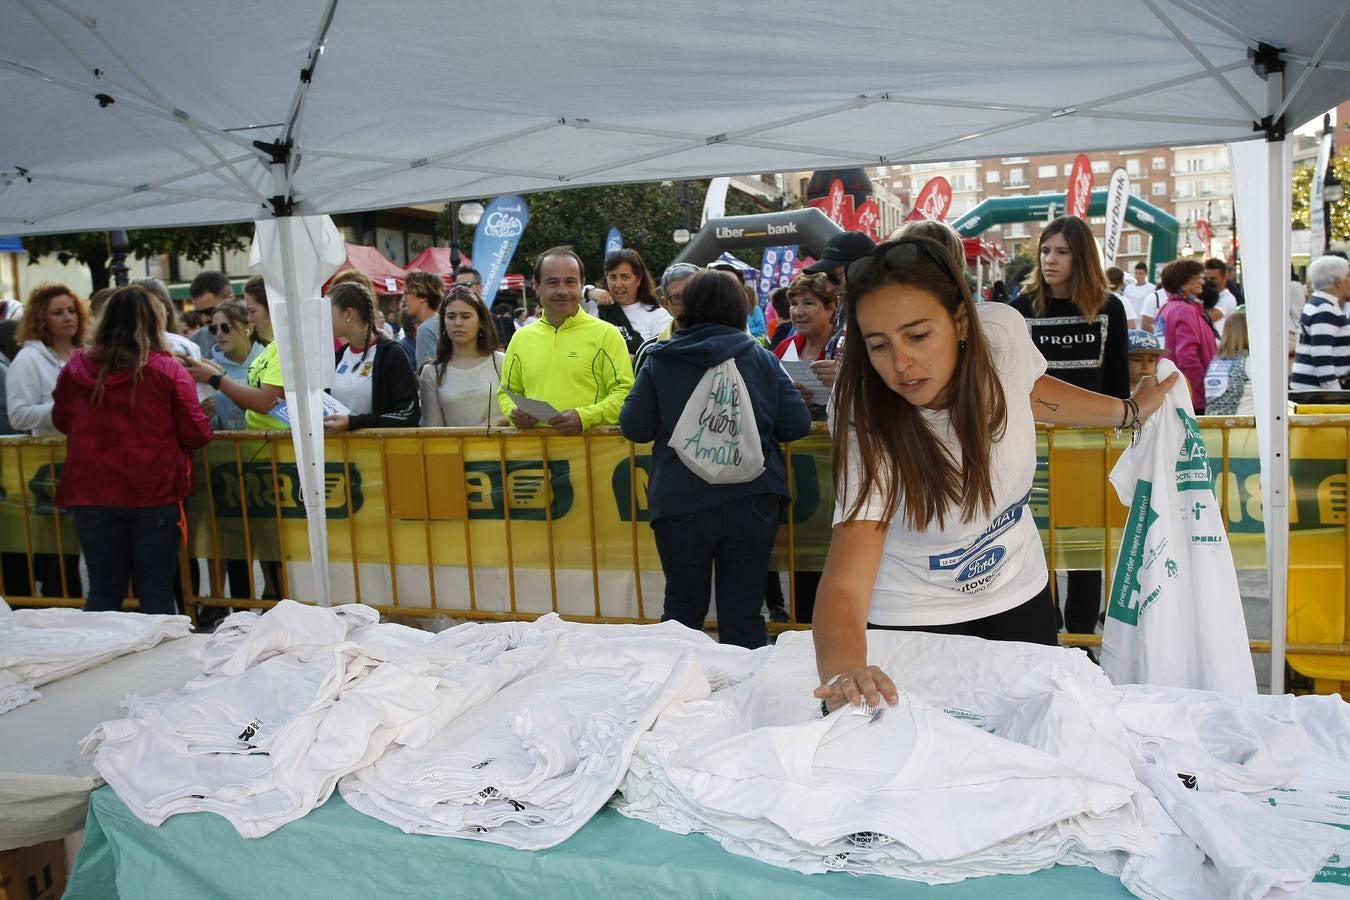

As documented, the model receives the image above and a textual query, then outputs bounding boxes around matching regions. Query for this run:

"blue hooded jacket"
[619,324,812,521]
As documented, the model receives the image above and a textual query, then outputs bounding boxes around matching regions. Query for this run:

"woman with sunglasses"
[811,236,1177,714]
[204,300,264,430]
[183,276,287,431]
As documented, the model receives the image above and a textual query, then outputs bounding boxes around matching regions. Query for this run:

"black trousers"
[868,582,1059,646]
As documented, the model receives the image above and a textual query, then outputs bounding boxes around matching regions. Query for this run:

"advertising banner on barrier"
[471,195,530,306]
[1102,167,1130,263]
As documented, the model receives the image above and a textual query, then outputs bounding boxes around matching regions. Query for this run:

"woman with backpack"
[620,270,811,649]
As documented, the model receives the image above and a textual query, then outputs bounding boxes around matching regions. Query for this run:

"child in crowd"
[1127,329,1168,395]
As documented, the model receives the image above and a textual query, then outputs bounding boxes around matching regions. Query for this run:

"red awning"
[326,243,410,294]
[406,247,526,295]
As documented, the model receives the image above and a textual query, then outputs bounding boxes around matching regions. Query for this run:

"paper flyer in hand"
[504,388,561,421]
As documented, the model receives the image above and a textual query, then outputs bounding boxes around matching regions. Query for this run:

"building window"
[1091,160,1110,174]
[1152,157,1166,170]
[1151,182,1167,196]
[1008,168,1025,186]
[986,170,1001,183]
[1126,159,1141,176]
[1037,164,1058,178]
[1089,216,1106,225]
[1063,163,1074,176]
[1127,234,1142,254]
[1130,183,1144,197]
[1186,158,1205,172]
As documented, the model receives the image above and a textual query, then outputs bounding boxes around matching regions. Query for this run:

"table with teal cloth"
[67,786,1132,899]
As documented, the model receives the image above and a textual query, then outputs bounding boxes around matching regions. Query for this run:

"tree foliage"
[23,223,253,292]
[440,180,784,286]
[1005,252,1035,289]
[1291,150,1350,243]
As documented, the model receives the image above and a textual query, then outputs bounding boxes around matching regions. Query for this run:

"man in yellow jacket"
[498,246,634,434]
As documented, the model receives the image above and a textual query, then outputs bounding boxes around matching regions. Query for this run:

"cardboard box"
[0,840,67,900]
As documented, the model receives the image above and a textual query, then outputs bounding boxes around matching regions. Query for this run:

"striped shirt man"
[1290,291,1350,391]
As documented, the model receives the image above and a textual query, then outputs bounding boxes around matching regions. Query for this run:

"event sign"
[758,245,801,308]
[1102,167,1130,263]
[853,198,881,239]
[904,176,952,222]
[1310,130,1333,256]
[1065,154,1094,220]
[471,195,530,306]
[605,227,623,256]
[1196,218,1212,250]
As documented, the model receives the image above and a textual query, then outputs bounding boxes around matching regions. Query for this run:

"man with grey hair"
[1291,254,1350,392]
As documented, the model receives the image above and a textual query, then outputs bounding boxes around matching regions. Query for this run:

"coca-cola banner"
[853,198,881,240]
[806,178,851,227]
[1065,154,1094,220]
[904,176,952,222]
[1196,218,1212,250]
[1102,167,1130,263]
[470,194,530,306]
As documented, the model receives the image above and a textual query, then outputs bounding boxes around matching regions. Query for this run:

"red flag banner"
[903,177,952,222]
[1065,154,1094,220]
[853,198,881,239]
[1196,218,1212,248]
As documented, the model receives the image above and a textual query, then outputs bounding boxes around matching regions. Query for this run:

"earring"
[959,338,968,351]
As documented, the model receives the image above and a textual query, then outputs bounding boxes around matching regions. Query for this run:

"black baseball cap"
[803,231,877,274]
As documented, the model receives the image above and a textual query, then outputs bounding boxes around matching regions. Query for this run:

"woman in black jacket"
[323,281,419,432]
[1011,216,1130,640]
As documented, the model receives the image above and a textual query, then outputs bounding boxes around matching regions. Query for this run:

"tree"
[23,223,252,291]
[441,181,784,286]
[1005,252,1035,289]
[1291,150,1350,243]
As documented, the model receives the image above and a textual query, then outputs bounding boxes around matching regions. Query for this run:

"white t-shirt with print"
[333,343,377,415]
[833,302,1049,627]
[621,303,674,342]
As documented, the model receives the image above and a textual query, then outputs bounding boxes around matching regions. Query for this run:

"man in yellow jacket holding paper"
[498,246,634,433]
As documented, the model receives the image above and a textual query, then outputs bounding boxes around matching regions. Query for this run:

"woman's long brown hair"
[1020,216,1109,320]
[832,237,1007,532]
[88,286,165,406]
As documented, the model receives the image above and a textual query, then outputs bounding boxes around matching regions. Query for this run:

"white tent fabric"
[246,213,345,606]
[0,1,1347,674]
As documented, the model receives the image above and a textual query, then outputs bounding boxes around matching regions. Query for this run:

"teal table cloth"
[67,786,1131,899]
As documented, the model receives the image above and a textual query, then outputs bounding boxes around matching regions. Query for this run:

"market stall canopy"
[0,0,1346,235]
[404,247,473,285]
[325,243,407,294]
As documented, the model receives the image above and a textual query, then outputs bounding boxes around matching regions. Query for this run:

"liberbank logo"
[715,222,798,240]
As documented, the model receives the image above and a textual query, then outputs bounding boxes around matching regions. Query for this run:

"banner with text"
[471,195,530,306]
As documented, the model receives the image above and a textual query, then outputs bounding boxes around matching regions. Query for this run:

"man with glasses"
[454,266,483,290]
[188,271,234,357]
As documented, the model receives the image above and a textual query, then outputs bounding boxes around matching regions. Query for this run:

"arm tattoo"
[1035,398,1060,412]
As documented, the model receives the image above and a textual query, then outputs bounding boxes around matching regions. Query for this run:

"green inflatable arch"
[951,190,1179,279]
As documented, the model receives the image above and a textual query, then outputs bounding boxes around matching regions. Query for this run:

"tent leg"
[1230,131,1291,694]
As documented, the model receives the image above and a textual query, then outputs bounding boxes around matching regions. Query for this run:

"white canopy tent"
[2,0,1348,690]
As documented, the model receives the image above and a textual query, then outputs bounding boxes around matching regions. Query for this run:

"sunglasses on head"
[444,284,479,300]
[207,322,233,335]
[605,249,639,266]
[844,238,963,292]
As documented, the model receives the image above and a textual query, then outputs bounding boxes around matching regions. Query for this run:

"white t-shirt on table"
[833,302,1049,627]
[620,303,674,342]
[333,344,377,416]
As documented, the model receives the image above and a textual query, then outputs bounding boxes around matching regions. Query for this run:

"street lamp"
[673,181,696,246]
[1180,226,1194,257]
[446,200,486,272]
[108,230,131,287]
[672,228,691,245]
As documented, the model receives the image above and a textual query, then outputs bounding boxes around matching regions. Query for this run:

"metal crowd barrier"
[2,419,1348,684]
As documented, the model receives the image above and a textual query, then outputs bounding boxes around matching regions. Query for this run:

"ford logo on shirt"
[955,546,1006,583]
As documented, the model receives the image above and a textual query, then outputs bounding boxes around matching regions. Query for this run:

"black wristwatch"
[208,373,224,390]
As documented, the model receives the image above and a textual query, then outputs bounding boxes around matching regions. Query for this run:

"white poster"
[1103,167,1131,264]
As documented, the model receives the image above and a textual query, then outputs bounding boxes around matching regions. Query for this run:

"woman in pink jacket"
[53,285,213,614]
[1155,259,1216,412]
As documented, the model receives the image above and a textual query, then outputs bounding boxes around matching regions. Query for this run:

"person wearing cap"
[1127,328,1168,395]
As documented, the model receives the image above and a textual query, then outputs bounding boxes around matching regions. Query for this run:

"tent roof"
[1,1,1348,236]
[333,243,407,293]
[405,247,473,280]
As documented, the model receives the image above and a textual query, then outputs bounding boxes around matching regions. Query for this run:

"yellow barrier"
[2,419,1347,693]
